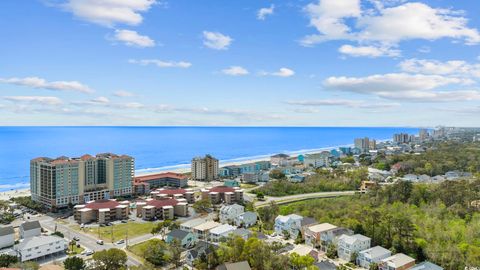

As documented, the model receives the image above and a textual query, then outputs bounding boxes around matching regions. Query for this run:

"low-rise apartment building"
[74,199,130,224]
[14,235,67,262]
[201,186,244,204]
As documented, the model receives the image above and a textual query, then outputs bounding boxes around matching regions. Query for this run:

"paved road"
[40,218,142,266]
[252,190,356,208]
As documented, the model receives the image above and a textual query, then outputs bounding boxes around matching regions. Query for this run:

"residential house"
[0,226,15,249]
[192,221,221,240]
[357,246,392,268]
[410,261,443,270]
[288,174,306,183]
[270,154,290,166]
[300,217,317,237]
[219,204,244,224]
[185,240,218,266]
[274,214,303,239]
[217,261,251,270]
[337,234,371,262]
[315,260,337,270]
[14,235,67,262]
[379,253,416,270]
[165,229,196,248]
[229,228,251,240]
[19,221,41,239]
[304,223,353,251]
[209,224,237,242]
[180,218,210,232]
[234,211,257,228]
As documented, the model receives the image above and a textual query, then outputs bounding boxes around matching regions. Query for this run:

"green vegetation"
[195,236,291,270]
[372,141,480,176]
[129,238,181,268]
[51,231,64,238]
[64,256,85,270]
[92,248,128,270]
[0,254,18,268]
[68,243,84,256]
[240,183,258,189]
[75,222,158,242]
[274,179,480,270]
[253,168,366,196]
[10,196,43,211]
[192,198,212,214]
[151,220,179,238]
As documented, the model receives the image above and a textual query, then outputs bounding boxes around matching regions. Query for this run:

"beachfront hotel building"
[191,154,219,181]
[30,153,134,210]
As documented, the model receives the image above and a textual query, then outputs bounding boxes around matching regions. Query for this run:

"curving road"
[251,190,356,208]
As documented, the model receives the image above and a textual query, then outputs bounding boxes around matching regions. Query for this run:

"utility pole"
[111,225,114,243]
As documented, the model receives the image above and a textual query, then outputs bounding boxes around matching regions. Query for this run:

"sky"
[0,0,480,127]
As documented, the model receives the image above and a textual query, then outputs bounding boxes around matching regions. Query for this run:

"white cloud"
[287,99,399,109]
[324,73,479,102]
[0,76,93,93]
[302,1,480,47]
[114,90,135,97]
[399,58,480,77]
[203,31,233,50]
[257,5,274,20]
[91,96,110,104]
[221,66,249,76]
[4,96,63,105]
[62,0,156,27]
[338,44,400,57]
[113,29,155,47]
[128,59,192,68]
[260,67,295,77]
[301,0,361,46]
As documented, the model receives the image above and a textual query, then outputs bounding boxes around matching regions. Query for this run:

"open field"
[71,222,158,243]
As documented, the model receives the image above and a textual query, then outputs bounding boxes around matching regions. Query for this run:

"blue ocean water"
[0,126,418,191]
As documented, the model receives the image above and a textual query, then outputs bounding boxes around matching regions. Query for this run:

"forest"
[261,179,480,269]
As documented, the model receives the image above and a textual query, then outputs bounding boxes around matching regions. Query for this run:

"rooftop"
[217,261,251,270]
[210,224,237,235]
[0,226,14,236]
[135,172,187,182]
[359,246,391,258]
[167,229,191,240]
[146,198,178,208]
[382,253,416,267]
[209,186,236,193]
[15,235,65,250]
[307,223,337,233]
[85,199,120,210]
[21,221,41,231]
[193,221,221,232]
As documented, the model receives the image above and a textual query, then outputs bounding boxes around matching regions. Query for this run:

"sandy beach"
[0,188,31,201]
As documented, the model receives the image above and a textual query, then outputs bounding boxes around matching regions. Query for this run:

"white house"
[234,211,257,228]
[379,253,416,270]
[20,221,41,239]
[208,224,237,242]
[0,226,15,249]
[180,217,210,232]
[337,234,371,262]
[357,246,392,268]
[219,204,244,224]
[274,214,303,239]
[14,235,67,262]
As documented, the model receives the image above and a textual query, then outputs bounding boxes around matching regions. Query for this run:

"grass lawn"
[129,238,164,258]
[72,222,158,243]
[67,244,84,256]
[240,183,258,189]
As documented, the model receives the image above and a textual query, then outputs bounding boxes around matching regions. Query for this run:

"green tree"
[51,231,64,238]
[326,244,338,259]
[169,239,182,268]
[269,169,286,180]
[369,262,379,270]
[144,240,168,266]
[290,252,314,270]
[193,199,213,214]
[0,254,18,267]
[92,248,127,270]
[64,256,85,270]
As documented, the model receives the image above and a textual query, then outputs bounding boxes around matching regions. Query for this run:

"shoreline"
[0,138,390,195]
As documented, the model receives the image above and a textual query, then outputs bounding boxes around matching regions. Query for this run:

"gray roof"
[167,229,191,240]
[15,235,65,250]
[411,262,444,270]
[21,221,41,231]
[315,261,337,270]
[359,246,391,258]
[301,217,317,227]
[230,228,251,237]
[217,261,251,270]
[0,226,14,236]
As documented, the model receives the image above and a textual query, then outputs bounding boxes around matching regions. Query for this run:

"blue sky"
[0,0,480,126]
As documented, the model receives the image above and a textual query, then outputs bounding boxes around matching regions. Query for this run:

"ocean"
[0,126,418,192]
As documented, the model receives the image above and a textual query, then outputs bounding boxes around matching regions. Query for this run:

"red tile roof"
[209,186,236,193]
[85,199,120,210]
[146,198,178,208]
[135,172,187,182]
[157,188,187,195]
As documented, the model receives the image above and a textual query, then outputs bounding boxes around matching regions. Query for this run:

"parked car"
[73,236,80,241]
[96,240,104,245]
[116,239,125,245]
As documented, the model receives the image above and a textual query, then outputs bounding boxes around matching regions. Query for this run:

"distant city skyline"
[0,0,479,126]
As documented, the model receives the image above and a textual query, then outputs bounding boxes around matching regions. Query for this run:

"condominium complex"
[354,137,376,152]
[30,153,134,209]
[393,133,411,144]
[191,154,219,181]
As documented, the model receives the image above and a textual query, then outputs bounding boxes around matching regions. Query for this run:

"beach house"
[337,234,371,262]
[234,211,257,228]
[357,246,392,268]
[274,214,303,239]
[379,253,416,270]
[0,226,15,249]
[19,221,41,239]
[166,229,196,248]
[219,204,244,224]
